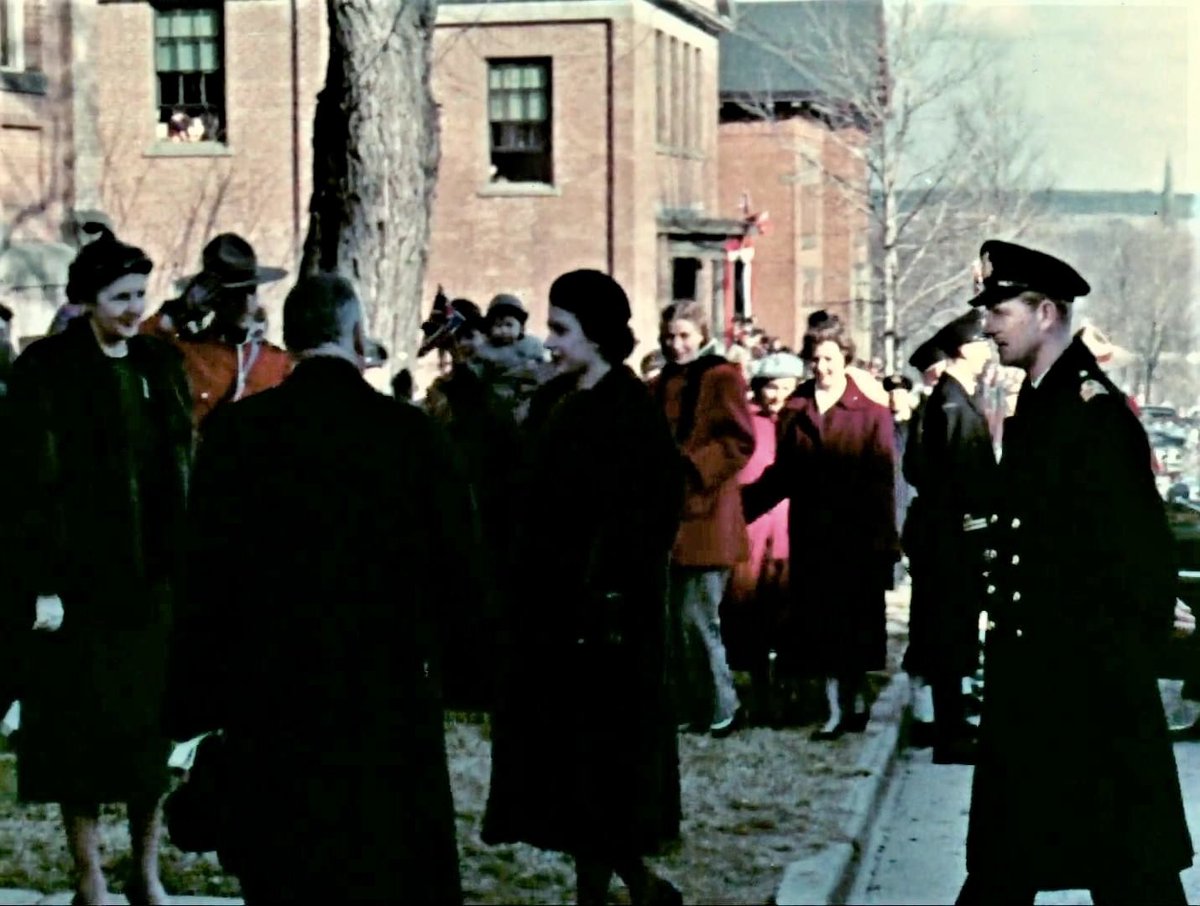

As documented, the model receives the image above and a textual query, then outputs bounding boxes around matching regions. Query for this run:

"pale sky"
[932,0,1197,193]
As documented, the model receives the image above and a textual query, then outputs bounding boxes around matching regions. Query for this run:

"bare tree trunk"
[881,192,899,374]
[301,0,440,373]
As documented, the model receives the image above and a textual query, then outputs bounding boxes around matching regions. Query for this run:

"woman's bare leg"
[127,797,169,905]
[61,803,108,905]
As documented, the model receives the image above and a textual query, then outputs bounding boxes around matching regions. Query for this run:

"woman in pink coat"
[723,354,805,702]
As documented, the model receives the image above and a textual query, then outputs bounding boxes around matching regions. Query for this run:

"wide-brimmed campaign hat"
[196,233,287,288]
[968,239,1090,308]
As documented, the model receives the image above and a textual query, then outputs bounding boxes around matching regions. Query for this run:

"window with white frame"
[154,4,226,143]
[0,0,24,72]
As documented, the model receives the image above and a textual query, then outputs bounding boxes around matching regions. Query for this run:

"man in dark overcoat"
[958,240,1192,904]
[166,273,477,904]
[902,310,997,764]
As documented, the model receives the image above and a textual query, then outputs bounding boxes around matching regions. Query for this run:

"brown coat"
[654,358,756,568]
[143,313,293,427]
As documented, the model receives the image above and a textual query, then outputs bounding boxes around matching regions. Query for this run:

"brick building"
[0,0,76,346]
[1,0,748,369]
[717,0,876,356]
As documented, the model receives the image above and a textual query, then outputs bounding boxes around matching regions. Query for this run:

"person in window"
[167,108,191,142]
[743,314,899,739]
[652,300,756,737]
[483,269,684,906]
[143,233,292,431]
[1,231,193,906]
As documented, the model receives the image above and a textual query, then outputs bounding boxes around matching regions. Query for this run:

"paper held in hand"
[168,734,210,772]
[1,702,18,737]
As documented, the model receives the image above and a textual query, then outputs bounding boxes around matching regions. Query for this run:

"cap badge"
[980,251,994,280]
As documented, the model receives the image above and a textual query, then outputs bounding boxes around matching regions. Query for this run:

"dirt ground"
[0,590,910,905]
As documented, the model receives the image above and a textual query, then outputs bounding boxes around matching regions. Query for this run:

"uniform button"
[200,391,210,400]
[984,549,997,562]
[1012,591,1022,602]
[987,585,996,595]
[1011,555,1020,566]
[1016,629,1024,638]
[990,514,999,525]
[986,620,996,631]
[1011,518,1022,529]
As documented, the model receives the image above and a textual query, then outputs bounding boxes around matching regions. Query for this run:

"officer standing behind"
[902,310,996,765]
[958,240,1192,904]
[900,335,949,740]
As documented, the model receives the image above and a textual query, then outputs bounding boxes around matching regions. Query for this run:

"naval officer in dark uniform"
[958,240,1192,904]
[903,310,997,764]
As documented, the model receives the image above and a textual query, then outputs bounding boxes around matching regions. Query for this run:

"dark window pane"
[158,73,181,109]
[181,71,203,105]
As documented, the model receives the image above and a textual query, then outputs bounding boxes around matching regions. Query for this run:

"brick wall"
[1,0,70,247]
[81,0,324,329]
[718,113,869,353]
[427,20,610,346]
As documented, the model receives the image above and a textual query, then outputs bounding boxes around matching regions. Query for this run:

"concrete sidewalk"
[851,728,1200,904]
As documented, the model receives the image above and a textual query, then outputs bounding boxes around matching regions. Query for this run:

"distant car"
[1143,405,1179,422]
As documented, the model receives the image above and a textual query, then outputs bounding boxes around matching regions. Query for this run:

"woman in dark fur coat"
[483,270,685,906]
[1,231,193,905]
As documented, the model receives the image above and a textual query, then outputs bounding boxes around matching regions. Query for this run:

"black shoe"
[710,707,745,739]
[844,710,869,732]
[909,720,935,748]
[811,723,845,741]
[932,738,977,765]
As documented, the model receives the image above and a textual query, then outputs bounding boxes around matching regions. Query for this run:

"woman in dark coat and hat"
[743,315,899,739]
[1,230,193,905]
[483,269,685,906]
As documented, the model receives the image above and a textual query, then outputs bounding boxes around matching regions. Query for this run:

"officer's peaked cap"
[931,309,987,356]
[968,239,1090,307]
[907,335,947,372]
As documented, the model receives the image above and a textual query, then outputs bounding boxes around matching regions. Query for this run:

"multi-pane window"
[488,59,552,184]
[0,0,23,71]
[155,5,225,143]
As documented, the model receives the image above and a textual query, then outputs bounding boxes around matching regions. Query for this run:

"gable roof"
[719,0,882,103]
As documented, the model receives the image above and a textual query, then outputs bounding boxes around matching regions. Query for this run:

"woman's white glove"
[33,594,64,632]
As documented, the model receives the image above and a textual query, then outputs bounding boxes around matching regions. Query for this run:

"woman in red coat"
[743,316,898,739]
[653,301,755,736]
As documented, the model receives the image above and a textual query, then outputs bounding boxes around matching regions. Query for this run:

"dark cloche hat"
[198,233,287,288]
[882,374,914,393]
[931,309,986,355]
[968,239,1090,308]
[907,335,947,372]
[66,229,154,306]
